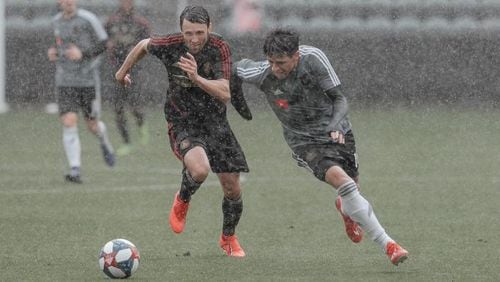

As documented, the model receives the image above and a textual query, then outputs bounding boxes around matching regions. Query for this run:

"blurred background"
[2,3,500,280]
[4,0,500,110]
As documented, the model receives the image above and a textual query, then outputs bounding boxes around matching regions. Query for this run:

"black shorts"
[167,119,249,174]
[292,131,359,182]
[57,87,97,119]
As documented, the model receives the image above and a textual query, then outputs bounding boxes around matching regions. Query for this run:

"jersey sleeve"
[233,59,269,86]
[81,10,108,42]
[78,10,108,59]
[147,36,173,60]
[104,15,114,36]
[210,37,232,80]
[303,46,341,91]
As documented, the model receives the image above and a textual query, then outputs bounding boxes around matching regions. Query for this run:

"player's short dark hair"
[179,6,210,29]
[263,28,299,57]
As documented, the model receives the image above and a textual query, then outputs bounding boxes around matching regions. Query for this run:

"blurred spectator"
[232,0,262,33]
[105,0,151,156]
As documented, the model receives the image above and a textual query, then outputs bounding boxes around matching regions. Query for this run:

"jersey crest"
[272,88,284,96]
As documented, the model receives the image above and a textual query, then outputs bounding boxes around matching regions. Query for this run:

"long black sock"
[222,196,243,236]
[115,110,130,144]
[179,168,201,202]
[133,110,145,127]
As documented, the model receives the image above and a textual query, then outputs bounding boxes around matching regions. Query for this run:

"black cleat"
[65,174,82,184]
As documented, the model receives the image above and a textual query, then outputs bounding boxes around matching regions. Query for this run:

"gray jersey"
[52,9,108,87]
[234,45,352,149]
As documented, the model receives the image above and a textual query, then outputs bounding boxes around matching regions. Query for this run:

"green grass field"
[1,106,499,281]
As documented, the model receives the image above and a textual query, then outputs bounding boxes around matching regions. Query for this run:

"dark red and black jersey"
[148,33,232,123]
[105,10,150,66]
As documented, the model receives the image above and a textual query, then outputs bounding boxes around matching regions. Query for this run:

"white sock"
[338,180,393,252]
[96,121,114,153]
[63,126,81,168]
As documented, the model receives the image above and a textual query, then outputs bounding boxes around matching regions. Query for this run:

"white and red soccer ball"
[98,238,140,279]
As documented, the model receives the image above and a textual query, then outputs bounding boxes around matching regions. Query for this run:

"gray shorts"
[292,131,359,182]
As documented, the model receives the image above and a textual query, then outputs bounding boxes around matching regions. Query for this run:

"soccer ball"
[98,238,140,279]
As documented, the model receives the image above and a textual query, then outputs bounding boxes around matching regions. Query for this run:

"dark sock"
[178,168,201,202]
[222,196,243,236]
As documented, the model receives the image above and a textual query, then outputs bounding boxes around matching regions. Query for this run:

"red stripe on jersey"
[167,122,183,161]
[210,37,231,80]
[150,34,184,46]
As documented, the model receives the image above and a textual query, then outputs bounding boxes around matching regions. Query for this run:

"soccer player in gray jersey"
[232,28,409,265]
[47,0,115,183]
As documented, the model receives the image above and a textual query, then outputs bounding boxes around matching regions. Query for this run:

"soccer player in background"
[231,28,409,265]
[105,0,151,156]
[115,6,249,257]
[47,0,115,184]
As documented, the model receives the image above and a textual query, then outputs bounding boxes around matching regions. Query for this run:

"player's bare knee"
[223,186,241,200]
[85,120,98,133]
[325,166,353,189]
[188,166,209,183]
[219,174,241,199]
[61,113,78,127]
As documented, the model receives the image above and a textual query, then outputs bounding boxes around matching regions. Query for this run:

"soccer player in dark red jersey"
[115,6,248,257]
[232,28,409,265]
[105,0,151,156]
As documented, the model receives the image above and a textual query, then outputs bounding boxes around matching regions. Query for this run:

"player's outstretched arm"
[230,66,252,120]
[325,87,348,143]
[115,38,149,86]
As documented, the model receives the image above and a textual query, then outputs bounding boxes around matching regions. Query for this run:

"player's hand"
[47,47,58,62]
[330,131,345,144]
[106,40,115,50]
[115,71,132,87]
[65,44,83,61]
[178,52,199,82]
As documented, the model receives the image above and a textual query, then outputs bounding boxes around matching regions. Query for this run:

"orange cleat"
[169,192,189,234]
[335,196,364,243]
[219,234,246,257]
[386,241,409,266]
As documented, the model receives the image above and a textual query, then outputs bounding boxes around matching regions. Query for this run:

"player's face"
[58,0,77,15]
[267,52,299,80]
[181,19,210,55]
[120,0,134,13]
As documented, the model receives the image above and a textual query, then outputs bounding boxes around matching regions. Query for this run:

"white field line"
[0,181,218,195]
[0,175,249,195]
[0,165,180,175]
[1,174,499,195]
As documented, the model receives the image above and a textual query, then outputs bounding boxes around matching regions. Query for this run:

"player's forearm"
[195,77,230,104]
[325,87,349,132]
[117,39,148,75]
